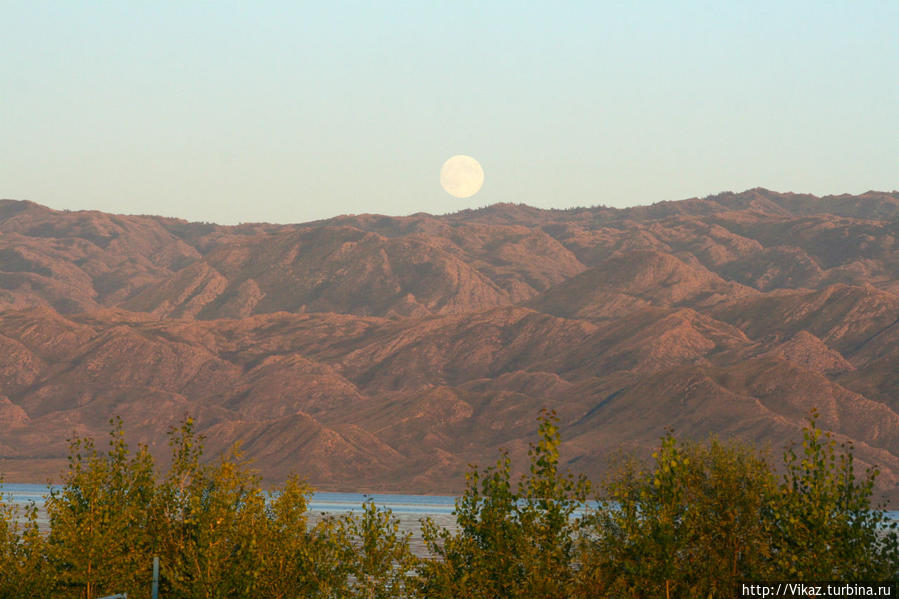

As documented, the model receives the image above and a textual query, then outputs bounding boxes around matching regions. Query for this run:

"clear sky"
[2,1,897,225]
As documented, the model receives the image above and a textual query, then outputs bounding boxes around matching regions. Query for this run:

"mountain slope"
[2,189,899,502]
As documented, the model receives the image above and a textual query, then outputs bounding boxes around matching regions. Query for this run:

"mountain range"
[2,189,899,502]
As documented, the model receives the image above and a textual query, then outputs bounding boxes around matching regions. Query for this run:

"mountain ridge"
[2,189,899,502]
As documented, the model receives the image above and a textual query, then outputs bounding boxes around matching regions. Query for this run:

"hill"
[2,189,899,501]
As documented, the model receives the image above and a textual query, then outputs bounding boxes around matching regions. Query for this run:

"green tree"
[344,500,418,599]
[297,515,355,598]
[0,486,17,596]
[419,409,590,599]
[0,488,54,598]
[156,419,269,599]
[46,418,158,599]
[256,475,364,599]
[578,433,780,598]
[770,410,899,579]
[255,474,317,599]
[256,482,418,598]
[8,407,896,598]
[579,414,899,597]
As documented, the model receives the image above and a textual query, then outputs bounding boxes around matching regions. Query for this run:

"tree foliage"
[1,409,897,598]
[418,409,590,598]
[46,418,159,598]
[0,417,417,598]
[344,500,418,598]
[769,409,899,579]
[578,433,782,597]
[577,415,899,597]
[0,485,53,598]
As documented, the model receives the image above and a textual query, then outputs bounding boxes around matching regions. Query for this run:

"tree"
[0,485,54,598]
[0,486,17,596]
[6,408,896,598]
[344,500,418,599]
[255,475,319,599]
[419,409,590,599]
[255,479,418,599]
[156,419,269,599]
[770,410,899,579]
[578,414,899,597]
[578,433,780,597]
[46,418,158,599]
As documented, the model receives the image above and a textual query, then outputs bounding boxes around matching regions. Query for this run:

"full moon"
[440,155,484,198]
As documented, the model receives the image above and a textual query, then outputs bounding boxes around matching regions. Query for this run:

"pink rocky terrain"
[2,189,899,502]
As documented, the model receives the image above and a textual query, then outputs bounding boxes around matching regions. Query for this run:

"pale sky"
[2,1,897,225]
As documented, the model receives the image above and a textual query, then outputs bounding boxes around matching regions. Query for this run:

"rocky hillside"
[2,189,899,502]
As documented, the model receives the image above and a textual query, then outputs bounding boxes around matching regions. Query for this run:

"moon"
[440,155,484,198]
